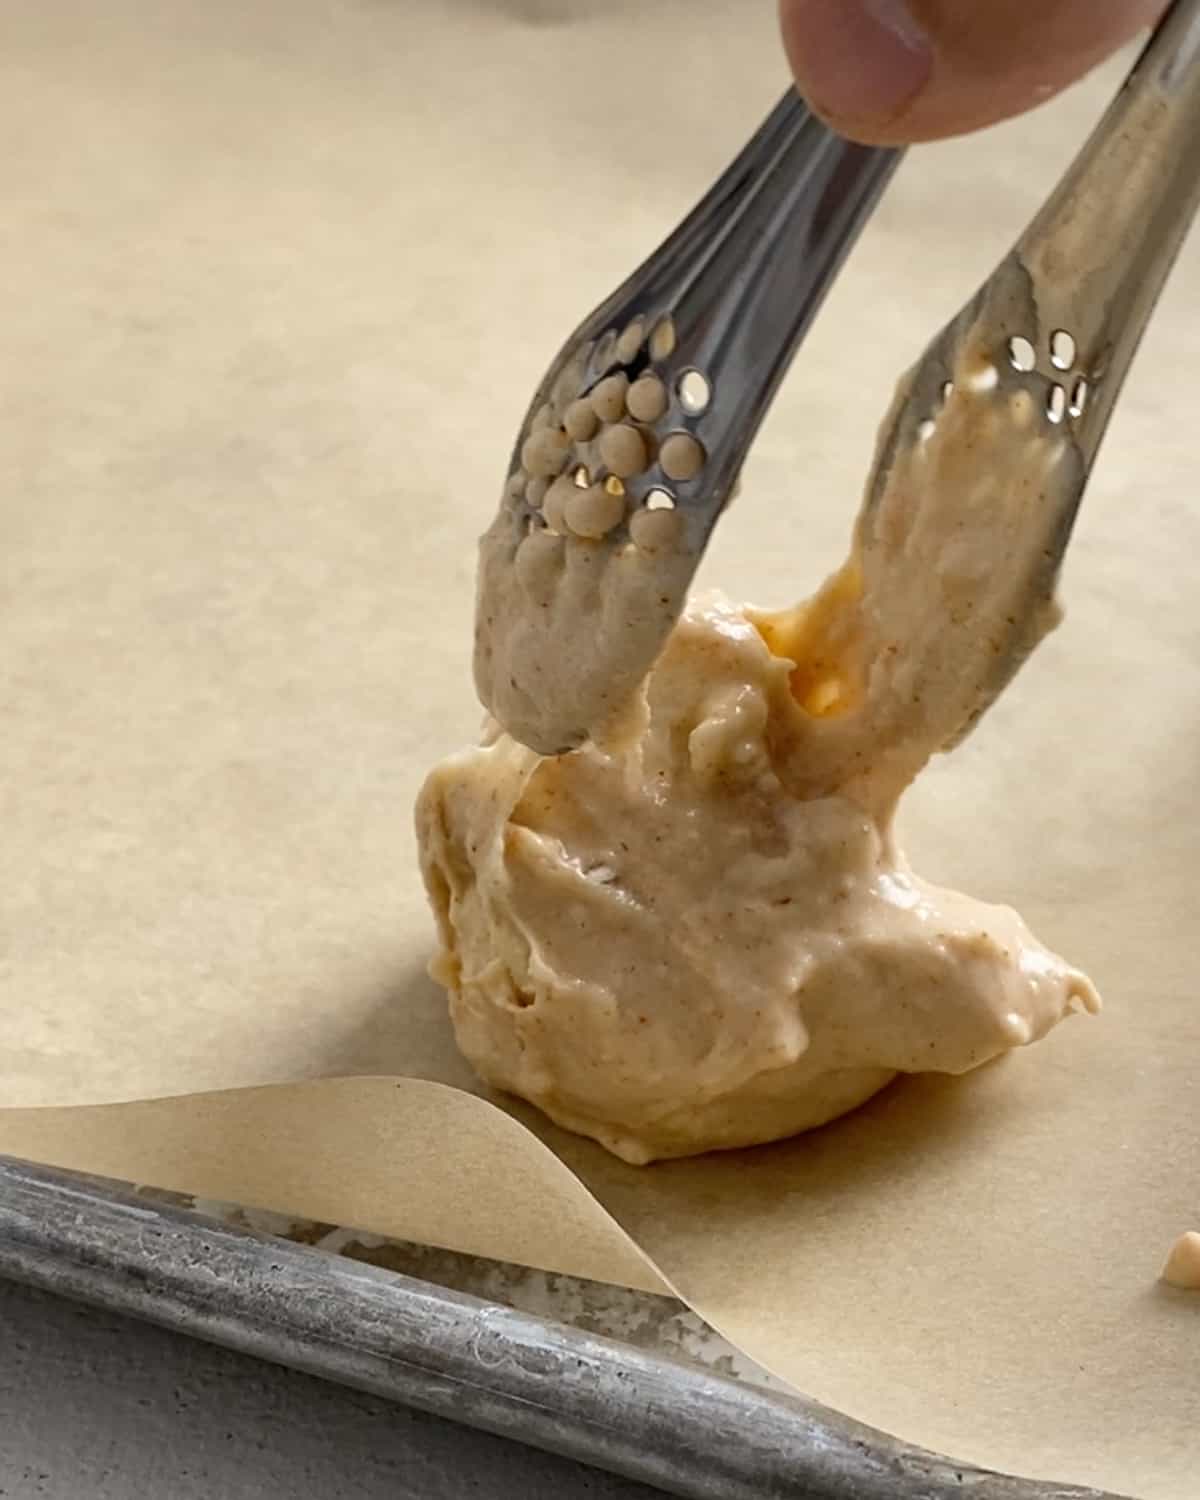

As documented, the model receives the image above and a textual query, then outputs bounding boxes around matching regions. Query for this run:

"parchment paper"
[2,1,1197,1494]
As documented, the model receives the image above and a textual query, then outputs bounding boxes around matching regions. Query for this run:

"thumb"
[780,0,1167,143]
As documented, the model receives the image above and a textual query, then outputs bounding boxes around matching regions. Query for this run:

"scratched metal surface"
[0,1158,1126,1500]
[0,1277,668,1500]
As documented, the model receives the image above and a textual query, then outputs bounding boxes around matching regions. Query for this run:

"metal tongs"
[476,0,1200,756]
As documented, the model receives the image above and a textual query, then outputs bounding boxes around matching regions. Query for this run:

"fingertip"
[781,0,1169,145]
[780,0,933,144]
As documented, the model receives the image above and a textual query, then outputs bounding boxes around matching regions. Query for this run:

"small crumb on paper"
[1160,1232,1200,1290]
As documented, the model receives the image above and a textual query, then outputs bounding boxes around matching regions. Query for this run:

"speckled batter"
[418,588,1098,1163]
[426,333,1102,1163]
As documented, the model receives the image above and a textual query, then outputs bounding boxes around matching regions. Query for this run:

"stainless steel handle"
[1014,0,1200,465]
[847,0,1200,779]
[479,92,901,754]
[613,92,901,508]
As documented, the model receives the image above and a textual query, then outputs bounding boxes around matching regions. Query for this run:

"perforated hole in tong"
[594,328,618,371]
[1069,377,1089,418]
[659,432,705,482]
[677,370,712,415]
[940,380,954,403]
[645,488,676,511]
[1046,383,1067,424]
[1050,329,1077,370]
[616,319,645,364]
[649,316,677,361]
[1008,335,1036,373]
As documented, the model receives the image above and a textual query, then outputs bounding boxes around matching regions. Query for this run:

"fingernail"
[789,0,933,128]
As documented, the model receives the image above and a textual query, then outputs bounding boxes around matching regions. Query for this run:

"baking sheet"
[1,2,1197,1496]
[7,1159,1124,1500]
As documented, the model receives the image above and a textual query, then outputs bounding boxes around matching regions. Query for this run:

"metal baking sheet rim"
[0,1156,1128,1500]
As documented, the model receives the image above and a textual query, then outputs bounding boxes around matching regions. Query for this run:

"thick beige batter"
[419,312,1101,1163]
[418,593,1097,1162]
[1160,1232,1200,1289]
[422,570,1099,1162]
